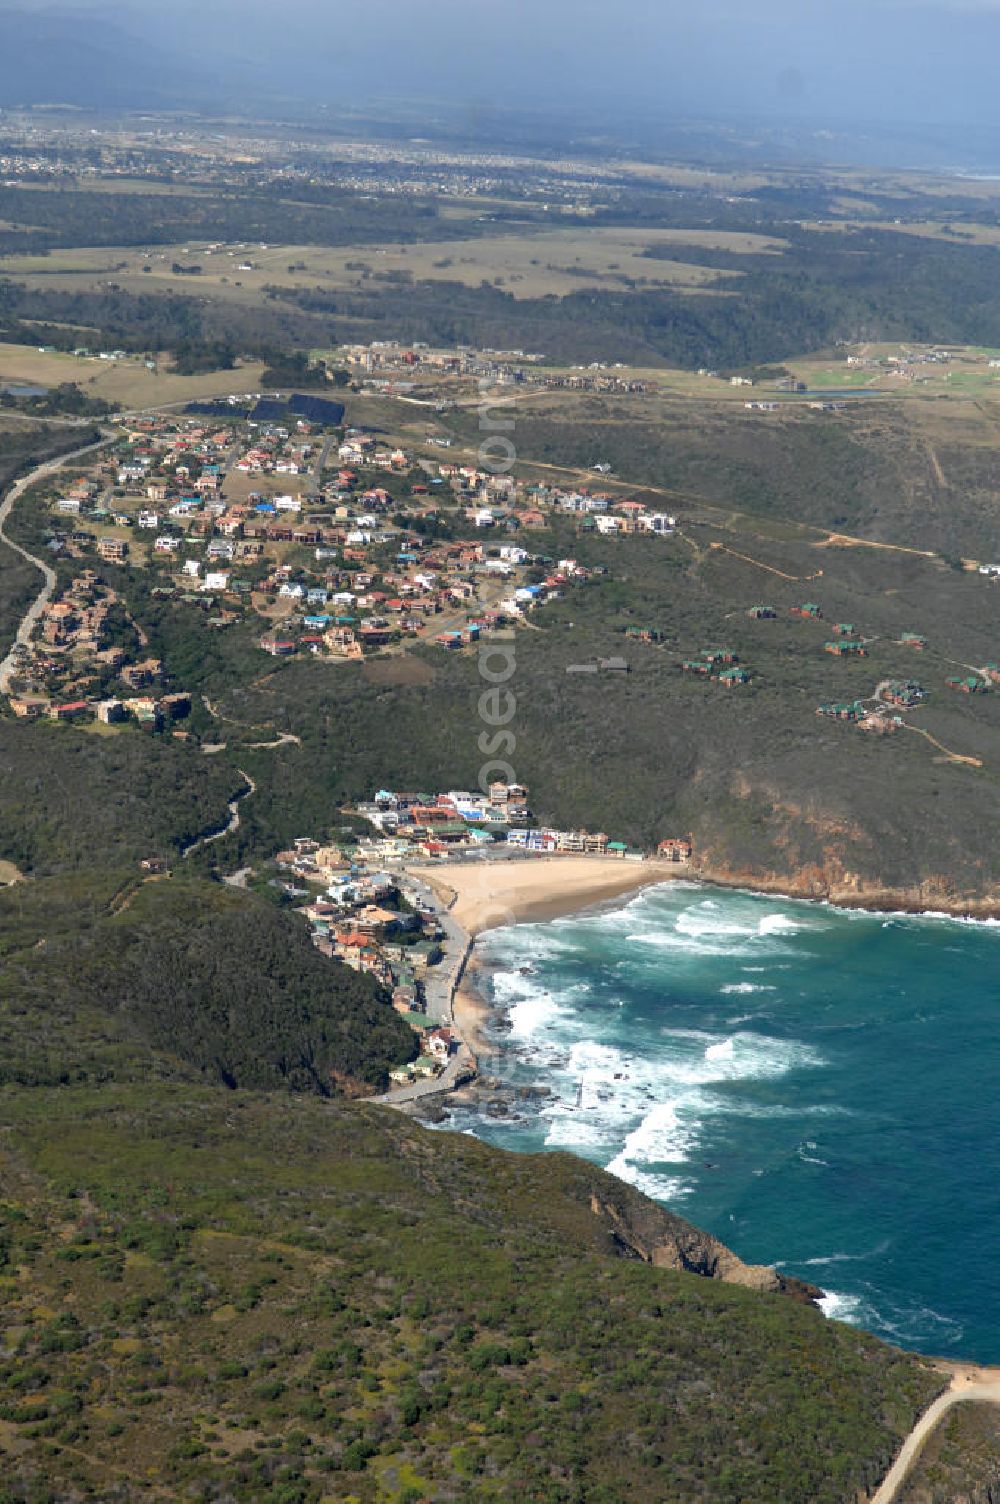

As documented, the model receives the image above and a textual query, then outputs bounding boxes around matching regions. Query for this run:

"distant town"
[2,363,676,725]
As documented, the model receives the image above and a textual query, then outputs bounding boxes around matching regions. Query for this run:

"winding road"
[0,433,113,693]
[870,1370,1000,1503]
[181,771,256,859]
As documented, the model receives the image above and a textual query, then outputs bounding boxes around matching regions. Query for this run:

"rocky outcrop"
[585,1179,820,1304]
[691,856,1000,922]
[691,775,1000,920]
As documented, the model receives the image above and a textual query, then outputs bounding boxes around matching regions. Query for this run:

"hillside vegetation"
[0,875,416,1093]
[197,520,1000,908]
[0,1084,944,1503]
[898,1402,1000,1503]
[0,723,245,875]
[0,731,950,1503]
[493,395,1000,558]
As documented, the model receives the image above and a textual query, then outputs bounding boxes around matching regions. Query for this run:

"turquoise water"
[457,882,1000,1360]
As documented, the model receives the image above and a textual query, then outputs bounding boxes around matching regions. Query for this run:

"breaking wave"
[459,877,999,1359]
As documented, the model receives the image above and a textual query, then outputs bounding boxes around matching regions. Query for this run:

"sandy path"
[870,1367,1000,1503]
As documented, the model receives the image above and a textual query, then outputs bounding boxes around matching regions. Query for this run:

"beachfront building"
[657,838,693,862]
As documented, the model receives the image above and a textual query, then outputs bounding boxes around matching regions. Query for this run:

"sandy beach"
[409,854,685,936]
[451,956,494,1060]
[389,856,686,1096]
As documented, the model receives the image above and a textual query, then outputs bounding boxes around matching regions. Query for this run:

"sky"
[4,0,1000,151]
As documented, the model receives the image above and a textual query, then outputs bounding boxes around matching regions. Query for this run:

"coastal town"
[8,73,1000,1504]
[231,776,692,1098]
[1,357,999,1108]
[0,376,681,720]
[7,367,999,731]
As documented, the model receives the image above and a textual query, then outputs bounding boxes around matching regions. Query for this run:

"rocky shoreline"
[689,860,1000,923]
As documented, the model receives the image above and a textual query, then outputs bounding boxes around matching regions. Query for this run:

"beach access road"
[373,1048,476,1107]
[0,433,113,693]
[870,1367,1000,1503]
[374,872,477,1108]
[400,874,470,1025]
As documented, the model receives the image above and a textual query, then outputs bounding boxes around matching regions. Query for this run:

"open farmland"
[786,342,1000,398]
[0,342,267,405]
[0,226,786,303]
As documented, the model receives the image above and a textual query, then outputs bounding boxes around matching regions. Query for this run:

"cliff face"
[582,1175,820,1304]
[692,854,1000,920]
[408,1117,821,1305]
[692,779,1000,918]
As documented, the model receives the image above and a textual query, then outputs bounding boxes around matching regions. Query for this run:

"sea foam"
[464,879,998,1360]
[536,1029,822,1200]
[818,1291,865,1325]
[720,982,777,994]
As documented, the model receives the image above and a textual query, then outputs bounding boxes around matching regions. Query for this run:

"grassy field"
[810,216,1000,247]
[0,343,267,405]
[781,343,1000,398]
[222,470,312,504]
[0,226,785,303]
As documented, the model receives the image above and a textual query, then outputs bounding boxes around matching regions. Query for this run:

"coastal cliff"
[583,1175,820,1302]
[690,780,1000,918]
[691,854,1000,921]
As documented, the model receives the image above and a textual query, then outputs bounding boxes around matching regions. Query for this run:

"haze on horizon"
[3,0,1000,162]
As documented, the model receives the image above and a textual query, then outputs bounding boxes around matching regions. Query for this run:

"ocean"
[451,881,1000,1361]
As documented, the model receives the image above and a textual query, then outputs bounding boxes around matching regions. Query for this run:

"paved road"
[870,1376,1000,1503]
[375,1047,476,1106]
[0,434,114,693]
[373,873,477,1106]
[312,433,334,483]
